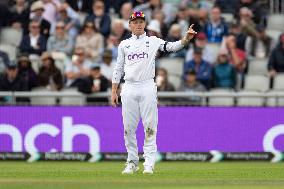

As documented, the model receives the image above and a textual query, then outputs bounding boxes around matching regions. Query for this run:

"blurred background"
[0,0,283,158]
[0,0,283,106]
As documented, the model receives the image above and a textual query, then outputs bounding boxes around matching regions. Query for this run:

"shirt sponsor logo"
[127,52,149,61]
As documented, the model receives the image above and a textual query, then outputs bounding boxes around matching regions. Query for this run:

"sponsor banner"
[0,107,284,153]
[164,152,212,161]
[0,152,30,161]
[0,152,283,162]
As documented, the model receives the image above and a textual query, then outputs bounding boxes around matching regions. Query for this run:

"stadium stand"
[0,0,283,106]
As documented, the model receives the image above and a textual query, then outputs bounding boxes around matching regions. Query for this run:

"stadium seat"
[266,29,282,42]
[30,87,57,105]
[266,90,284,107]
[221,13,235,23]
[244,75,270,92]
[159,57,184,77]
[267,14,284,31]
[273,74,284,90]
[0,27,23,47]
[168,74,182,90]
[0,44,17,61]
[60,88,86,105]
[206,43,220,60]
[237,90,265,106]
[247,58,268,75]
[208,88,235,106]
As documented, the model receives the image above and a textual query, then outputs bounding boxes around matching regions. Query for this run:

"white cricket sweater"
[112,33,184,83]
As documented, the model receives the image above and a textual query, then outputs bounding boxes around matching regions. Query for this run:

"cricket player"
[111,11,197,174]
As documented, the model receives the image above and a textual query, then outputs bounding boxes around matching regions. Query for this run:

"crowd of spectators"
[0,0,283,105]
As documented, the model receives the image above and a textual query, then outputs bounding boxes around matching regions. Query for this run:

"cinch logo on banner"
[0,117,100,154]
[263,124,284,152]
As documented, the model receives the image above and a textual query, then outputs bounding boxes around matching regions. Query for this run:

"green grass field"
[0,162,284,189]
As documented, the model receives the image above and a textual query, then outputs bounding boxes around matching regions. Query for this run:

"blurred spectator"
[77,64,109,103]
[214,0,239,13]
[221,34,247,73]
[184,47,212,88]
[111,19,131,42]
[147,19,162,38]
[120,2,132,31]
[156,68,175,91]
[0,63,29,103]
[19,20,47,56]
[0,4,10,28]
[66,0,93,14]
[106,34,119,60]
[104,0,127,14]
[38,52,63,90]
[84,0,111,37]
[100,49,114,83]
[235,0,265,25]
[171,5,203,37]
[245,25,274,59]
[224,35,247,73]
[238,7,257,38]
[30,0,51,38]
[0,51,10,73]
[47,21,74,57]
[9,0,30,31]
[203,6,228,43]
[212,50,236,89]
[164,24,186,58]
[65,47,92,87]
[180,0,211,22]
[17,55,38,90]
[52,3,80,39]
[152,10,169,39]
[185,32,216,64]
[229,23,247,50]
[75,21,104,62]
[179,69,206,105]
[134,0,175,25]
[268,33,284,77]
[132,0,147,8]
[41,0,61,25]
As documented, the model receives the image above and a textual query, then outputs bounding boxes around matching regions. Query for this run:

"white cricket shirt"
[112,33,184,83]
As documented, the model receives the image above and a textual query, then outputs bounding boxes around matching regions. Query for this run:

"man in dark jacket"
[84,0,111,37]
[268,33,284,77]
[0,51,10,73]
[0,63,29,103]
[66,0,93,14]
[29,0,51,38]
[234,0,265,25]
[19,20,47,56]
[184,48,212,89]
[78,64,109,103]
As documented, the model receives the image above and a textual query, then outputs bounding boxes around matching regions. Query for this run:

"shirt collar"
[131,32,146,40]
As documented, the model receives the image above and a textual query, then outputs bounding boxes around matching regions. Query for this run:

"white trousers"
[121,79,158,168]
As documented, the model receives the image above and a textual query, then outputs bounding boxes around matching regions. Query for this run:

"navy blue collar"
[132,32,146,40]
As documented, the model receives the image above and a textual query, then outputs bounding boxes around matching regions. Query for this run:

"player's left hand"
[185,24,198,40]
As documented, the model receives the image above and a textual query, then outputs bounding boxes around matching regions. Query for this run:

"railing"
[270,0,284,13]
[0,91,284,106]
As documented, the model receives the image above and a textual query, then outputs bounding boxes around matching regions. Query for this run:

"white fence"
[0,91,284,106]
[270,0,284,13]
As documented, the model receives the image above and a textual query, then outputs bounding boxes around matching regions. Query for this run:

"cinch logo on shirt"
[127,52,149,61]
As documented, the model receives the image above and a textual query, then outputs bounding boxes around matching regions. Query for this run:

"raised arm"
[159,24,197,52]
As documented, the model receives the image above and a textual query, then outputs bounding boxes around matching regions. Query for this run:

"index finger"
[189,24,194,29]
